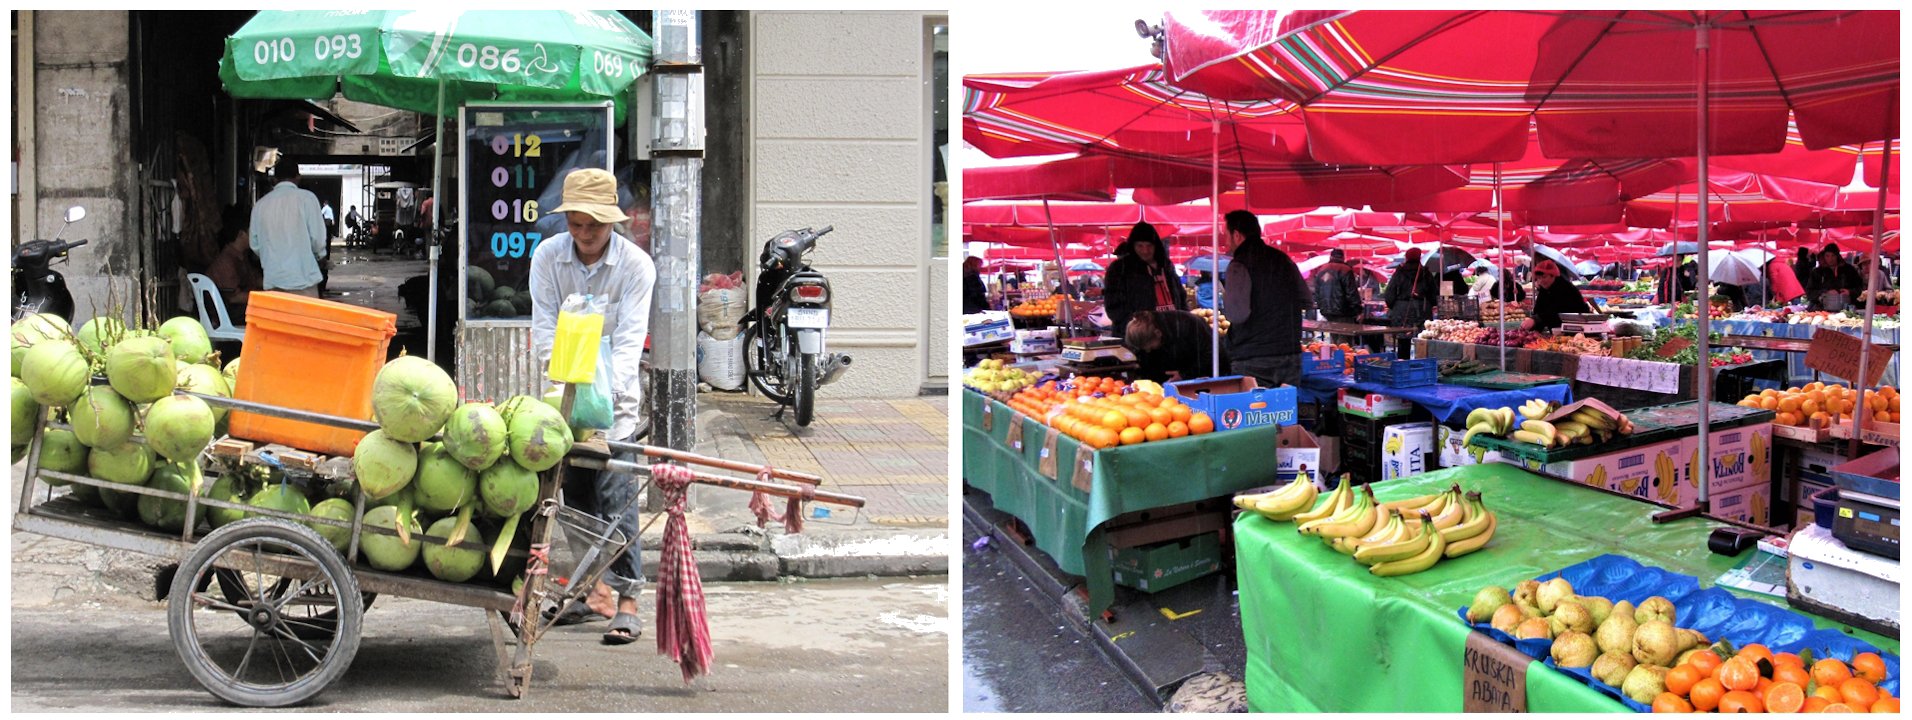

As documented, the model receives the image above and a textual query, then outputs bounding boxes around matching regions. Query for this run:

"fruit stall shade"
[1293,374,1574,426]
[962,390,1279,615]
[1233,463,1899,713]
[1671,319,1902,388]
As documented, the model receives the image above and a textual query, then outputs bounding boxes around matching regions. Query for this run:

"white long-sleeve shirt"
[250,181,328,291]
[529,232,656,442]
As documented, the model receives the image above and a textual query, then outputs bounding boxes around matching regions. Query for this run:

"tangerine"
[1813,659,1855,689]
[1101,411,1129,431]
[1823,702,1856,712]
[1774,664,1813,689]
[1766,682,1807,714]
[1170,404,1193,423]
[1838,679,1880,709]
[1691,678,1727,711]
[1666,665,1702,696]
[1719,658,1760,691]
[1653,692,1695,713]
[1719,689,1765,713]
[1851,652,1887,684]
[1189,413,1215,434]
[1817,685,1847,703]
[1167,421,1189,438]
[1119,427,1145,446]
[1147,407,1173,425]
[1144,423,1169,442]
[1688,650,1725,678]
[1803,696,1832,712]
[1122,408,1152,429]
[1871,696,1900,713]
[1773,651,1805,668]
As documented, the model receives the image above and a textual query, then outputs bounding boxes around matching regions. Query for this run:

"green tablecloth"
[1236,462,1899,713]
[962,390,1280,612]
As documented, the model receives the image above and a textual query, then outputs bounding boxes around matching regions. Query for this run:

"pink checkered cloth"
[652,463,712,682]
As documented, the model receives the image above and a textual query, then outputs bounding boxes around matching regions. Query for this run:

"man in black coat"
[1103,221,1187,337]
[962,256,991,314]
[1222,210,1309,387]
[1124,310,1227,383]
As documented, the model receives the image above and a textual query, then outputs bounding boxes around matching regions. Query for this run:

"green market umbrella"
[219,10,653,117]
[219,10,653,361]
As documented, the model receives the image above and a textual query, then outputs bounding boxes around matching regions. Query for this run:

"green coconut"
[352,429,418,500]
[414,442,478,514]
[11,377,41,445]
[203,475,249,528]
[137,460,204,533]
[76,315,127,357]
[19,339,89,407]
[67,481,101,507]
[422,511,487,582]
[99,485,139,520]
[11,313,70,376]
[307,497,357,552]
[246,483,313,520]
[37,429,88,483]
[175,363,231,423]
[502,396,572,473]
[156,317,213,364]
[222,356,241,390]
[69,385,135,450]
[478,457,538,518]
[371,355,459,443]
[145,394,215,462]
[105,336,176,403]
[11,444,24,464]
[442,402,507,471]
[360,504,422,571]
[88,441,155,486]
[466,266,496,300]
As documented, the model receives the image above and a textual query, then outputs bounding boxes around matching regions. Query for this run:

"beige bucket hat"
[548,168,629,224]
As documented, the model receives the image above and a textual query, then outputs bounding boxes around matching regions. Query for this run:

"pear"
[1634,596,1676,625]
[1592,652,1637,687]
[1579,596,1614,627]
[1620,664,1668,705]
[1490,604,1526,636]
[1467,585,1512,624]
[1513,579,1541,608]
[1515,617,1553,641]
[1554,601,1595,634]
[1536,577,1574,615]
[1611,599,1636,625]
[1550,631,1599,668]
[1631,620,1680,667]
[1595,613,1638,656]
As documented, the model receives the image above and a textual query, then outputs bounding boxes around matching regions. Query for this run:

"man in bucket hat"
[529,167,656,645]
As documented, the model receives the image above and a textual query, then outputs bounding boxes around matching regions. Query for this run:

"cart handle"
[569,456,864,508]
[601,438,824,486]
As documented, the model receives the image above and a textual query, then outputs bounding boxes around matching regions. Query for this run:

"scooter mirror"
[63,206,85,223]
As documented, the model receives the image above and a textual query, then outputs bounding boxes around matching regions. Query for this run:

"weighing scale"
[1059,336,1139,377]
[1785,449,1900,636]
[1557,313,1611,336]
[1829,449,1900,559]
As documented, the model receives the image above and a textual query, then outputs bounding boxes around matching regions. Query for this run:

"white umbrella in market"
[1705,250,1762,286]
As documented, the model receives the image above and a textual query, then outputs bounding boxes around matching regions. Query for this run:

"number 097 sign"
[459,102,614,324]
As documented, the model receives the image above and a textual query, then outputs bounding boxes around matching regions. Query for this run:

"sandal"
[542,601,608,627]
[602,611,643,645]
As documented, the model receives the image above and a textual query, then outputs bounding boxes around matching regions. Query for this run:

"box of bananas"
[1463,398,1634,452]
[1234,478,1498,576]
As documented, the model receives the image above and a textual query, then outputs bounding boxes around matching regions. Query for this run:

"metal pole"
[1210,118,1221,378]
[1851,138,1893,456]
[648,10,705,471]
[1495,162,1506,371]
[1043,198,1075,333]
[1693,21,1714,512]
[428,78,445,362]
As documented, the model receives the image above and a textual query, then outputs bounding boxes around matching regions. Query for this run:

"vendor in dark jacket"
[1123,310,1226,383]
[1807,244,1864,310]
[962,256,990,314]
[1523,258,1591,332]
[1102,221,1187,337]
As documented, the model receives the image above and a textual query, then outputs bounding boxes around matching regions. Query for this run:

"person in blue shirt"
[249,166,329,297]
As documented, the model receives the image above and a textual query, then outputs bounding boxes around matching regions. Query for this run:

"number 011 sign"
[459,102,614,324]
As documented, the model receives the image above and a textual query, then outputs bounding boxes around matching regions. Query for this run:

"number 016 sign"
[459,102,614,323]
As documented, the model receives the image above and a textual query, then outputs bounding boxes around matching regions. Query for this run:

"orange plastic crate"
[229,292,397,456]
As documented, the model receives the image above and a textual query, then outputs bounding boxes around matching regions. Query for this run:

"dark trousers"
[1233,354,1301,389]
[561,449,645,597]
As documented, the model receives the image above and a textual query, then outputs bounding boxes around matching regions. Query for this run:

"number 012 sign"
[459,102,614,323]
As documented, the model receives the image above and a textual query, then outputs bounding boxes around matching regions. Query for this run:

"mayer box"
[1167,375,1298,431]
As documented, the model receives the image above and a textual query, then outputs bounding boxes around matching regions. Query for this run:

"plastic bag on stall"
[548,294,615,430]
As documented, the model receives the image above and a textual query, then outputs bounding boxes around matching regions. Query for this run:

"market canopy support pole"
[648,10,705,474]
[1042,197,1075,333]
[1495,162,1506,372]
[1657,21,1714,524]
[1850,136,1894,457]
[1209,117,1221,378]
[427,77,446,362]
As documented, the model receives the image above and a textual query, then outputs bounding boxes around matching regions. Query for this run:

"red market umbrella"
[963,156,1116,202]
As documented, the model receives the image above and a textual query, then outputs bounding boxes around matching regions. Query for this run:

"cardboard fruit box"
[1167,375,1298,431]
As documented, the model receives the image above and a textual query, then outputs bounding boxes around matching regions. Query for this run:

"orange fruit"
[1871,697,1901,713]
[1170,404,1193,423]
[1767,681,1807,713]
[1720,689,1765,713]
[1774,664,1813,689]
[1666,665,1703,696]
[1773,651,1805,668]
[1760,396,1780,410]
[1654,692,1695,713]
[1814,659,1855,689]
[1757,677,1775,695]
[1851,653,1887,684]
[1839,679,1881,709]
[1824,702,1857,712]
[1119,427,1145,446]
[1739,643,1774,664]
[1189,413,1215,434]
[1691,678,1727,711]
[1720,658,1761,691]
[1144,423,1169,442]
[1101,411,1128,431]
[1167,421,1189,438]
[1817,685,1848,703]
[1147,407,1173,425]
[1804,696,1832,712]
[1689,650,1725,678]
[1122,408,1152,428]
[1779,397,1803,414]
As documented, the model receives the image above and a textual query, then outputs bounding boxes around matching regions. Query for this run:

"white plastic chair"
[185,273,246,342]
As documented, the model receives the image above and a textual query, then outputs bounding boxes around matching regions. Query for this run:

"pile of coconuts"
[1467,577,1718,705]
[13,312,231,533]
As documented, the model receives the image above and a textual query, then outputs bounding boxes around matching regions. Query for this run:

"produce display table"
[961,390,1280,614]
[1302,319,1421,347]
[1418,339,1784,408]
[1294,374,1574,425]
[1673,319,1902,387]
[1235,462,1900,713]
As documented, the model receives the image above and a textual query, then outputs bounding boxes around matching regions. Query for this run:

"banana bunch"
[1233,474,1322,521]
[1505,402,1635,449]
[1460,407,1519,447]
[1320,485,1499,576]
[1290,475,1356,525]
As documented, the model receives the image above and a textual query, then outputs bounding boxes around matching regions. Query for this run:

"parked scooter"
[12,206,89,323]
[741,226,851,427]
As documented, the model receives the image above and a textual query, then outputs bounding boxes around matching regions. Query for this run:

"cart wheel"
[167,518,363,708]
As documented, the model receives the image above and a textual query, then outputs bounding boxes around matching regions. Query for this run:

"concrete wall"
[748,11,948,397]
[20,11,141,325]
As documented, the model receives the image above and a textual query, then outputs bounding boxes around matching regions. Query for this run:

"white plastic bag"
[697,331,746,390]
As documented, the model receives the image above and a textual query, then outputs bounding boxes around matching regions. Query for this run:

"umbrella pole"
[1850,138,1893,456]
[1210,118,1221,379]
[1495,162,1506,371]
[1663,21,1714,522]
[427,78,445,363]
[1043,197,1074,335]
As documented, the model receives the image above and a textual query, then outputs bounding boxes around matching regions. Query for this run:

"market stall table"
[961,390,1283,615]
[1675,319,1902,387]
[1711,333,1902,388]
[1294,373,1574,425]
[1302,319,1421,350]
[1234,462,1899,713]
